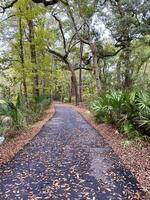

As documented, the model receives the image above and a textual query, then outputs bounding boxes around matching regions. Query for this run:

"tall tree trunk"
[90,43,102,93]
[19,16,28,102]
[69,80,72,103]
[47,47,79,104]
[79,41,83,102]
[68,62,79,105]
[28,19,39,99]
[124,46,132,88]
[102,59,107,88]
[116,58,121,87]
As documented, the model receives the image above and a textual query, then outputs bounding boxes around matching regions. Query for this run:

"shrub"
[0,95,51,136]
[134,92,150,132]
[91,89,150,138]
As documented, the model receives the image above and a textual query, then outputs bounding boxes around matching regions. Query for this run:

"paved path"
[0,105,144,200]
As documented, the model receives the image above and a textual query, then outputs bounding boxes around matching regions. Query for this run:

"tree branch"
[100,47,124,58]
[69,40,80,50]
[66,2,90,45]
[74,67,92,71]
[47,46,68,64]
[0,0,60,13]
[0,14,15,23]
[52,13,67,54]
[32,0,59,6]
[67,24,86,52]
[83,56,92,65]
[0,0,18,13]
[67,32,77,52]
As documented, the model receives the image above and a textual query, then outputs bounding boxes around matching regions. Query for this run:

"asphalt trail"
[0,105,144,199]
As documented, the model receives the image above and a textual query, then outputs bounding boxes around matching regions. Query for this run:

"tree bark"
[69,79,72,103]
[28,19,39,99]
[79,41,83,102]
[19,16,28,102]
[116,57,121,87]
[124,46,132,88]
[102,59,107,88]
[47,47,79,105]
[68,62,79,105]
[90,43,102,93]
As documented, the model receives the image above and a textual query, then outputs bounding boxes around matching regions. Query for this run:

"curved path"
[0,105,144,200]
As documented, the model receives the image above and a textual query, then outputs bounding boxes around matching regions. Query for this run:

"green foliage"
[135,92,150,132]
[91,89,150,139]
[0,94,51,137]
[0,100,18,125]
[17,95,51,126]
[0,99,17,136]
[74,0,96,19]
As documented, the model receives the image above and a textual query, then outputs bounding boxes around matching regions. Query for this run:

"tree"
[101,0,150,88]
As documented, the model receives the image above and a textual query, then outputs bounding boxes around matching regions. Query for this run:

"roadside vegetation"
[92,89,150,139]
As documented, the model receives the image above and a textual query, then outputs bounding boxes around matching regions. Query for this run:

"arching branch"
[74,67,92,71]
[47,46,68,64]
[0,0,18,13]
[32,0,59,6]
[52,13,67,54]
[66,2,90,45]
[98,47,124,60]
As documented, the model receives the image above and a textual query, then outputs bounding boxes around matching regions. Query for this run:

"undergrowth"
[91,89,150,140]
[0,95,51,138]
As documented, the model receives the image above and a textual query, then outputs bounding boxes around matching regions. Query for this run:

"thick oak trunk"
[68,62,79,105]
[124,47,132,88]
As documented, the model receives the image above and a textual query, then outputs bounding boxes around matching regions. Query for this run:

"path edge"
[0,102,56,166]
[62,103,150,199]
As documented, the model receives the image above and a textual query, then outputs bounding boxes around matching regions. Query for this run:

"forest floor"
[0,104,148,199]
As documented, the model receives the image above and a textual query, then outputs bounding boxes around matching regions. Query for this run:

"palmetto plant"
[91,89,150,138]
[138,116,150,131]
[135,92,150,114]
[92,90,124,123]
[134,92,150,132]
